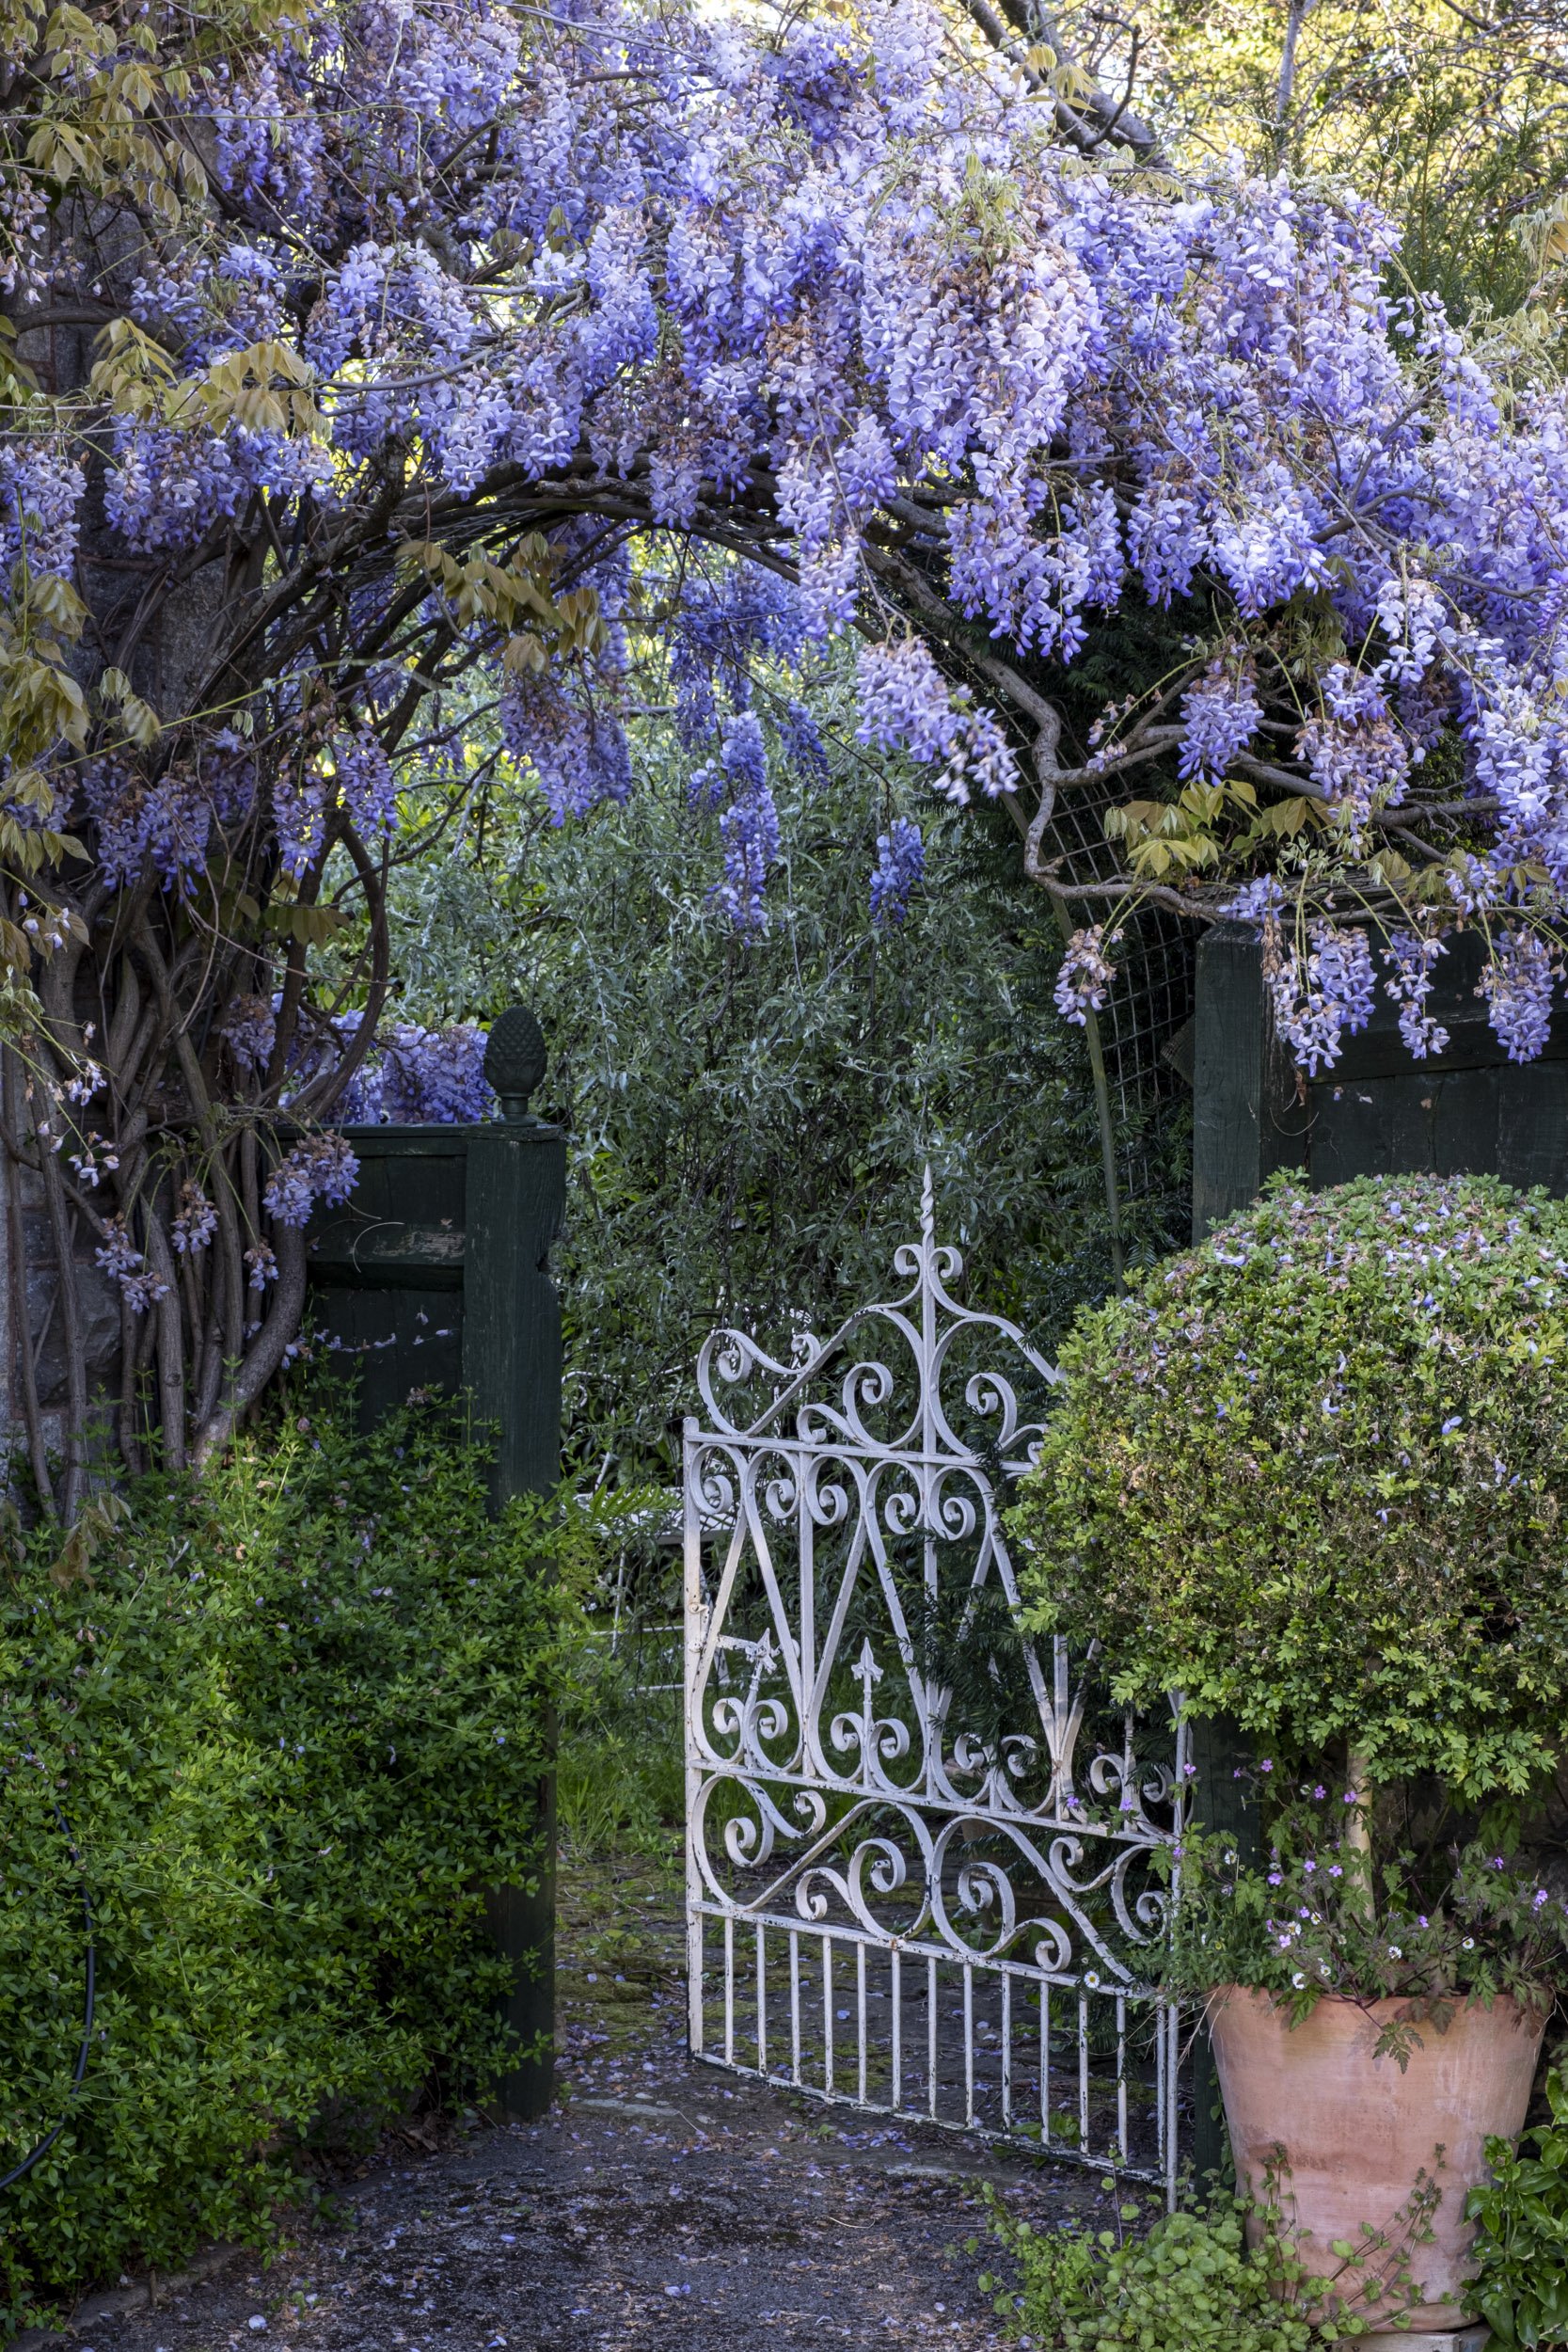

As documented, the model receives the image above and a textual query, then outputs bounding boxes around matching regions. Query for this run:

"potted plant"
[1010,1173,1568,2334]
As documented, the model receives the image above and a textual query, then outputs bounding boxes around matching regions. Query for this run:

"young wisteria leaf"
[263,903,346,945]
[42,5,114,59]
[503,631,548,675]
[1052,58,1099,103]
[1248,797,1319,839]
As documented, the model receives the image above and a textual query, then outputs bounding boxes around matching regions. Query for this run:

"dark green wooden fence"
[1192,921,1568,1235]
[305,1069,566,2120]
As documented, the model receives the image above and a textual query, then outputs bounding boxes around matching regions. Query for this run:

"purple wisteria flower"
[1054,924,1124,1025]
[1298,666,1411,834]
[1479,928,1558,1062]
[273,768,325,881]
[856,640,1018,807]
[95,1216,169,1314]
[1265,924,1377,1075]
[223,994,277,1074]
[713,780,782,936]
[245,1243,278,1291]
[22,0,1568,1064]
[1382,930,1449,1058]
[1179,660,1262,781]
[263,1132,360,1227]
[335,1019,496,1123]
[333,729,400,835]
[172,1182,219,1256]
[869,818,926,926]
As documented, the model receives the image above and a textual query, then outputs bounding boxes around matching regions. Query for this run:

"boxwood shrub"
[1011,1173,1568,1798]
[0,1391,583,2338]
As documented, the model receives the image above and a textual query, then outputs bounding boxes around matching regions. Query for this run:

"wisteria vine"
[6,0,1568,1497]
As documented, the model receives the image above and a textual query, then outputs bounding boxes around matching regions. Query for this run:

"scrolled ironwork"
[685,1177,1184,2191]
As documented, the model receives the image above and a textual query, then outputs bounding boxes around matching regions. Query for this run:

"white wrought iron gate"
[683,1180,1186,2188]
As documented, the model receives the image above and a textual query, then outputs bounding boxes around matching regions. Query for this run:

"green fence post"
[304,1007,567,2122]
[1192,923,1307,1239]
[466,1009,566,2120]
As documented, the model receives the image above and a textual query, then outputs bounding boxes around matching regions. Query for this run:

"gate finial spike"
[920,1163,934,1250]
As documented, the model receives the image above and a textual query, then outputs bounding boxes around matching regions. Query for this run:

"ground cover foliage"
[0,1387,594,2338]
[1468,2064,1568,2347]
[989,2196,1326,2352]
[983,2171,1442,2350]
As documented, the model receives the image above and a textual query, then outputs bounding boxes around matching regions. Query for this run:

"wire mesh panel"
[1040,779,1196,1222]
[683,1176,1185,2188]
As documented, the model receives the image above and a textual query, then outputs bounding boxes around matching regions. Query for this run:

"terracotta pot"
[1209,1986,1544,2329]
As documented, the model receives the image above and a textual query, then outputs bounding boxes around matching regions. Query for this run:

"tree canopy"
[1067,0,1568,324]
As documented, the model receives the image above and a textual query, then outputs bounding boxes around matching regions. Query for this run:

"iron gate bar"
[684,1175,1185,2196]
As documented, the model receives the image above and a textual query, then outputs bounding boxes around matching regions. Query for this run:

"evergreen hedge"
[0,1392,581,2337]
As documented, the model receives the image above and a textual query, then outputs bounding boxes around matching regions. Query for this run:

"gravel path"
[46,1864,1099,2352]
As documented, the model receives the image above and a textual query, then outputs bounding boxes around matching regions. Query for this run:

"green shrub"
[558,1666,683,1861]
[984,2197,1324,2349]
[0,1392,592,2339]
[1011,1174,1568,1797]
[1467,2064,1568,2345]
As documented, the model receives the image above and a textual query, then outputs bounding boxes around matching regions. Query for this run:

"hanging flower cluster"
[869,818,927,927]
[262,1133,362,1227]
[1178,661,1263,785]
[95,1216,169,1315]
[171,1181,219,1256]
[335,1021,497,1124]
[0,0,1549,1005]
[1053,923,1124,1025]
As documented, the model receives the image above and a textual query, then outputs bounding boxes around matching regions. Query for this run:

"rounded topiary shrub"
[1011,1173,1568,1797]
